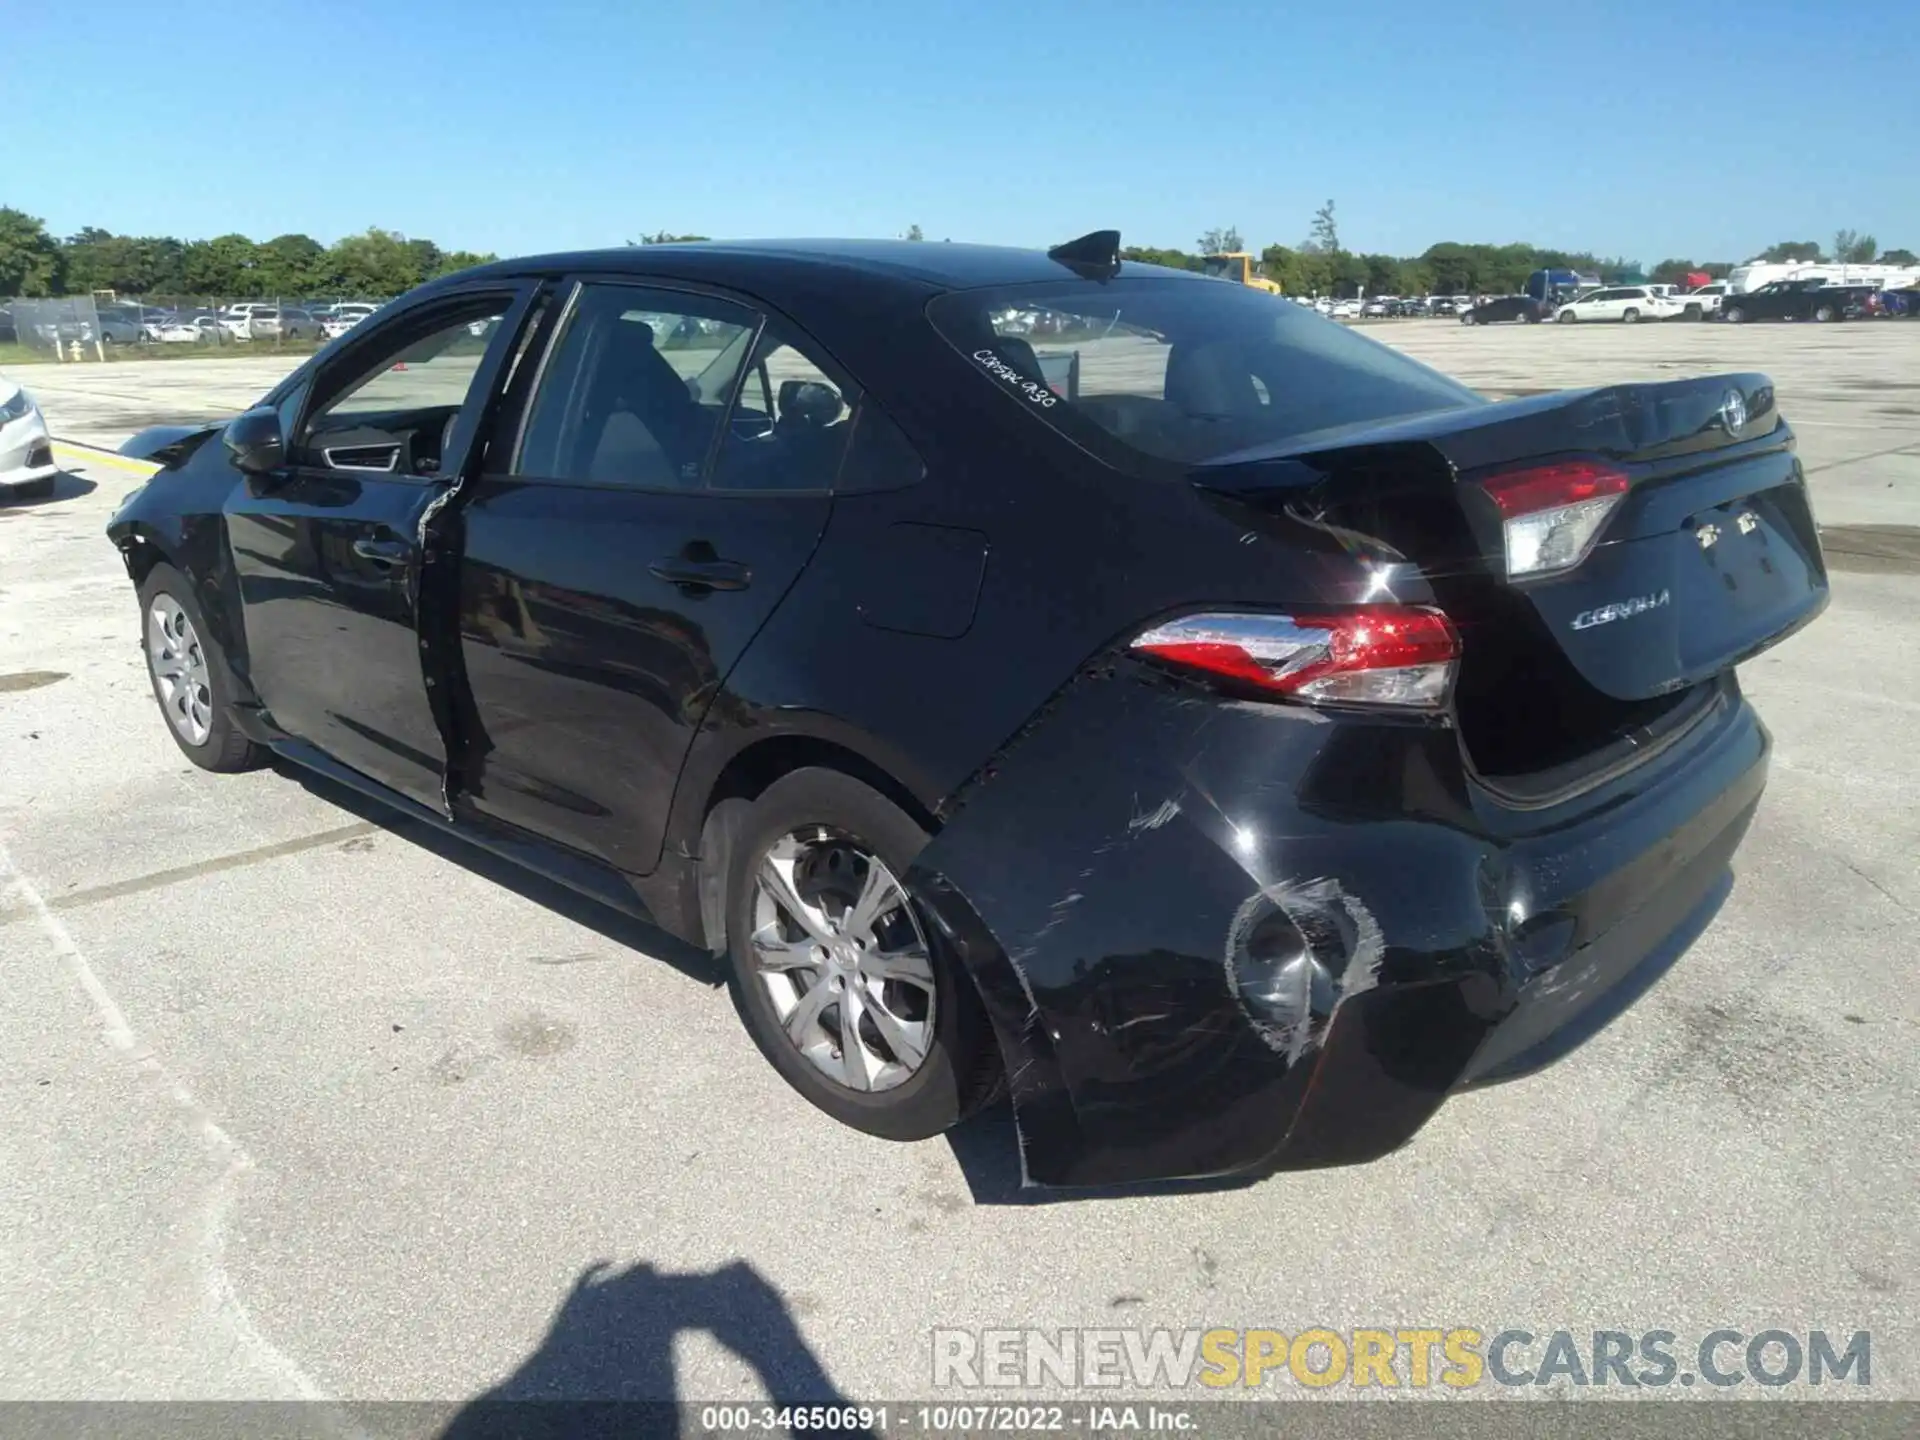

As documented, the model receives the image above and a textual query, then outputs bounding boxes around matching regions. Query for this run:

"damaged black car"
[106,232,1828,1186]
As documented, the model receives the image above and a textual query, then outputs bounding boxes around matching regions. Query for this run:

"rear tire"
[136,563,264,772]
[722,768,1000,1142]
[1814,303,1837,323]
[1622,308,1640,324]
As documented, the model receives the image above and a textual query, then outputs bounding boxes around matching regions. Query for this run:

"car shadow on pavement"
[945,1101,1261,1206]
[435,1259,876,1439]
[276,763,725,989]
[0,472,96,510]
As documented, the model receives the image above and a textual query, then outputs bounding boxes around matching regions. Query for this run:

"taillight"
[1130,606,1459,710]
[1479,459,1629,579]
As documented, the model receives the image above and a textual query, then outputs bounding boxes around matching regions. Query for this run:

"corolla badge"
[1719,388,1748,436]
[1571,589,1671,631]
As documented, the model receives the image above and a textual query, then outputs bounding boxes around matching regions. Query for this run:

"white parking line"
[0,839,348,1413]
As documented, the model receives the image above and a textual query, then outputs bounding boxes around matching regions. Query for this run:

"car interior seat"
[1164,339,1265,419]
[578,320,708,486]
[767,379,847,488]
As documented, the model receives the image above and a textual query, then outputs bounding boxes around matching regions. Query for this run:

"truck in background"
[1201,252,1283,295]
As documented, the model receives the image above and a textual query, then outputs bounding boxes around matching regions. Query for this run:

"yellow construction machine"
[1200,252,1283,295]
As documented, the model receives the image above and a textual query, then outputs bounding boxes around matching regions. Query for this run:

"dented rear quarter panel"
[908,658,1770,1188]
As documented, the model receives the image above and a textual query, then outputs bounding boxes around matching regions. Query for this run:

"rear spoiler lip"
[1189,373,1778,492]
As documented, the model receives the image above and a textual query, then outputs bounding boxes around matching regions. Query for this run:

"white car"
[1555,286,1682,324]
[1361,298,1390,317]
[158,316,222,343]
[321,312,366,339]
[219,302,277,340]
[1677,281,1728,319]
[0,379,59,501]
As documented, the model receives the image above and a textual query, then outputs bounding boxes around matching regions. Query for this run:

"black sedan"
[1720,280,1876,324]
[1461,295,1544,324]
[107,233,1828,1187]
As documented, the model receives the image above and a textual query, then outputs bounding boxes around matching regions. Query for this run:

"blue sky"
[9,0,1914,263]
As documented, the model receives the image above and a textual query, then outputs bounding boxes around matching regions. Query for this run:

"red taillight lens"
[1479,459,1629,579]
[1130,606,1459,710]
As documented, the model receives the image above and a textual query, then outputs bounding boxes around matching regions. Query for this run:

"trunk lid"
[1195,374,1828,702]
[1193,374,1829,787]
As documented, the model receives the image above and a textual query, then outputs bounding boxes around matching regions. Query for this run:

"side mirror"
[223,406,285,475]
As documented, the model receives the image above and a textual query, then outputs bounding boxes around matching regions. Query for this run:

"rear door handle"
[649,556,751,592]
[353,537,412,567]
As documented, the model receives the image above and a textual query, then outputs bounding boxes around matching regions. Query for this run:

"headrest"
[778,379,844,428]
[993,336,1046,386]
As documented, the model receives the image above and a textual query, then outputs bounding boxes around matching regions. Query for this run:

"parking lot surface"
[2,322,1915,1409]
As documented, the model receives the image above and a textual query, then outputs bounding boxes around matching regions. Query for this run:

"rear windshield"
[927,276,1479,472]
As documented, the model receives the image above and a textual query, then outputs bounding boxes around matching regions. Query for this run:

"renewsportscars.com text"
[932,1327,1872,1391]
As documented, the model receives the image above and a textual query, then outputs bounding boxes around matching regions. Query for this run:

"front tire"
[1558,309,1577,323]
[1622,308,1640,324]
[136,563,263,772]
[723,768,1000,1141]
[1814,302,1838,323]
[1723,306,1745,324]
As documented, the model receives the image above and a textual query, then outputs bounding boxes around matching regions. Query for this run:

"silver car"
[247,306,321,341]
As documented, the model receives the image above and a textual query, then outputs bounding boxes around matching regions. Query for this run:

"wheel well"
[117,531,170,591]
[692,735,940,955]
[703,735,938,835]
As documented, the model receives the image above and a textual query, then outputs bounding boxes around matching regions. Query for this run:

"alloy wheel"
[750,827,936,1094]
[147,595,213,745]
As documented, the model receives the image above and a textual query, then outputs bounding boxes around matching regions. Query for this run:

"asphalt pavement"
[1,322,1914,1416]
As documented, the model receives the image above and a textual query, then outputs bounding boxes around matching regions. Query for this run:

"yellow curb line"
[51,440,161,474]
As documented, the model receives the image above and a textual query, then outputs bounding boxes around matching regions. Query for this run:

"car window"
[835,404,926,493]
[513,284,758,490]
[303,294,512,431]
[927,277,1478,474]
[708,326,857,492]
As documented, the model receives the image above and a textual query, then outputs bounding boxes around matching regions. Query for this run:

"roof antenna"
[1047,229,1121,278]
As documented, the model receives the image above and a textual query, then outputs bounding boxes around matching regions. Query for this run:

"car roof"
[446,237,1204,297]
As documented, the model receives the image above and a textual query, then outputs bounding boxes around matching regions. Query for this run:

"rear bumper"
[1,415,57,488]
[912,666,1767,1187]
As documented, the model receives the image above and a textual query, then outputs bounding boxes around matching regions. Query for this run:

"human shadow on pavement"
[437,1259,876,1440]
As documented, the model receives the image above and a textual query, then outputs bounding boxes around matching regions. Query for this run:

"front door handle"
[649,555,751,592]
[353,537,412,567]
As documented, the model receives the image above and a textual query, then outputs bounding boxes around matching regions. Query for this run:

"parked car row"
[15,299,392,349]
[1283,294,1490,320]
[1450,277,1920,327]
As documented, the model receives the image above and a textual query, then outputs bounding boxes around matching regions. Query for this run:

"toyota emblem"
[1719,389,1748,436]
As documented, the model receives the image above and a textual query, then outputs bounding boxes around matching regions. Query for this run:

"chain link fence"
[2,294,386,362]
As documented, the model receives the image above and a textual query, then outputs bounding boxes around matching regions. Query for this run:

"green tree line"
[8,200,1913,303]
[0,206,495,298]
[1131,206,1916,297]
